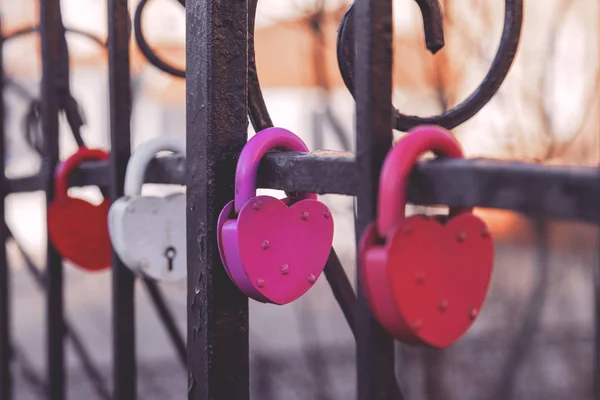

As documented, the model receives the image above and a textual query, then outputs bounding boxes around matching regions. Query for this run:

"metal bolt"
[257,279,265,288]
[301,211,309,221]
[252,200,262,210]
[469,308,479,320]
[323,210,331,219]
[457,231,467,243]
[415,272,426,285]
[280,264,289,275]
[308,273,317,284]
[439,299,448,312]
[261,240,269,250]
[412,320,423,330]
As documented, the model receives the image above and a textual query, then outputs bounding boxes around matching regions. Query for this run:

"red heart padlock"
[47,147,112,271]
[359,125,494,348]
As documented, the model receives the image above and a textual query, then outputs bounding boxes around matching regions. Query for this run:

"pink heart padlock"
[217,127,334,305]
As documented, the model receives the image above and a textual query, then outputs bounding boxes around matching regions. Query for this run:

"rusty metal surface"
[6,154,600,224]
[186,0,250,398]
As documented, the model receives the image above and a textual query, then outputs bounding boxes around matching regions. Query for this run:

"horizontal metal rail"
[7,153,599,223]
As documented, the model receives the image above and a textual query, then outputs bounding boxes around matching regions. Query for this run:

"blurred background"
[1,0,599,398]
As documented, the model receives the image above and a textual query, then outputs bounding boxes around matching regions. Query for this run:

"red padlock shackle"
[377,125,465,238]
[234,127,316,213]
[54,147,110,201]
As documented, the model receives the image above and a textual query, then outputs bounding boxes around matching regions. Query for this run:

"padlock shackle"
[377,125,466,238]
[54,147,110,201]
[124,136,186,197]
[234,127,316,213]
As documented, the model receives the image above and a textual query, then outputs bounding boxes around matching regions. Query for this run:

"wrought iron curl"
[3,26,106,155]
[4,25,106,47]
[336,0,523,131]
[134,0,185,78]
[247,0,273,132]
[128,0,294,131]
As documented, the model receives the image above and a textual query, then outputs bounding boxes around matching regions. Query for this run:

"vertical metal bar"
[0,18,10,400]
[354,0,400,399]
[107,0,135,398]
[186,0,249,398]
[40,0,66,397]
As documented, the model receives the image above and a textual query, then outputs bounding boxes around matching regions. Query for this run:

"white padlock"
[108,136,186,283]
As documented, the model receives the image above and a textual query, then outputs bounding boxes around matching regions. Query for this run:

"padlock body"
[359,223,421,345]
[48,197,112,271]
[217,200,270,302]
[108,198,134,267]
[217,195,334,305]
[360,214,494,348]
[48,147,112,272]
[108,193,187,283]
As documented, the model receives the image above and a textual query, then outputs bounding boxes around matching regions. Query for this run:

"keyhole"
[165,247,176,271]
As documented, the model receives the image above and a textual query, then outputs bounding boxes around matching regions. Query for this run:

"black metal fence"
[0,0,598,399]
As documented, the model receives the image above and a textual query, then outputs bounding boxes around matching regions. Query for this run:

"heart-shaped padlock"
[47,147,112,271]
[108,136,186,283]
[359,125,494,348]
[217,127,334,305]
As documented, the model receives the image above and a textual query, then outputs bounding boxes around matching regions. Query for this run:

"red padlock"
[359,125,494,348]
[47,147,112,271]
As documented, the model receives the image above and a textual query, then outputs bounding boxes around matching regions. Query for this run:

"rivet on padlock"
[358,125,494,349]
[216,127,335,305]
[47,147,112,272]
[108,136,187,283]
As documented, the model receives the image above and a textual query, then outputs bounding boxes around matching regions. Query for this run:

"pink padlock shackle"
[234,127,316,213]
[377,125,466,238]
